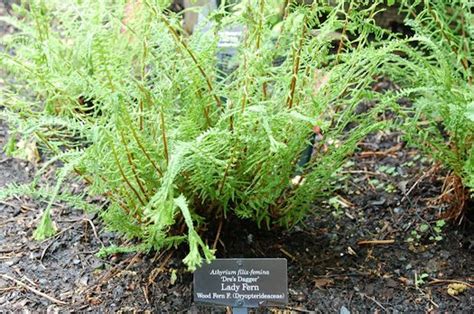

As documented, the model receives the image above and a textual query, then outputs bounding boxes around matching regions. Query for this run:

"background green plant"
[0,0,472,270]
[392,0,474,219]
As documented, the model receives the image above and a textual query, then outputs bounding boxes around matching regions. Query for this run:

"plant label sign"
[193,258,288,308]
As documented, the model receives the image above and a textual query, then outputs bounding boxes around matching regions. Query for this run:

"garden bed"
[0,0,473,312]
[1,110,472,312]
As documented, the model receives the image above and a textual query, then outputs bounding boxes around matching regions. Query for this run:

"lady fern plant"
[3,0,469,269]
[391,0,474,221]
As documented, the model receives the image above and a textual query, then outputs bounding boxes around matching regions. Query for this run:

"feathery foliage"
[1,0,472,269]
[391,1,474,219]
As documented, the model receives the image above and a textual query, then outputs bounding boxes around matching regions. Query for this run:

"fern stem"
[336,2,353,64]
[286,22,306,109]
[145,2,222,109]
[139,99,144,131]
[160,110,169,165]
[98,173,134,215]
[110,140,146,206]
[241,56,248,113]
[256,0,265,50]
[203,104,211,128]
[426,3,470,83]
[219,155,234,195]
[228,101,234,131]
[256,0,267,100]
[119,129,150,202]
[129,122,163,177]
[139,39,149,130]
[196,89,211,127]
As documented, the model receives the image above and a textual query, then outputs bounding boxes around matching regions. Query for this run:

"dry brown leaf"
[314,278,335,289]
[16,138,40,165]
[399,277,411,285]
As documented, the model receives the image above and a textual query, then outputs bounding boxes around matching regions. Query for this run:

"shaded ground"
[1,96,473,313]
[1,1,473,313]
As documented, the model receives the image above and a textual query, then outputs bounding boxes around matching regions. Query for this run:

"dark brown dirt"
[1,1,473,313]
[1,98,473,312]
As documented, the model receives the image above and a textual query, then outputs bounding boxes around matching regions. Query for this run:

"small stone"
[340,305,351,314]
[79,275,88,286]
[296,293,307,302]
[247,234,254,244]
[289,289,306,302]
[370,198,386,206]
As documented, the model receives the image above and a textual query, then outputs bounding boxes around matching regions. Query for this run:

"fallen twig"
[82,218,105,247]
[0,201,16,208]
[148,250,173,284]
[278,305,314,313]
[55,216,104,246]
[401,167,437,203]
[361,293,386,311]
[40,224,76,265]
[0,218,20,227]
[0,246,22,254]
[0,273,68,305]
[357,239,395,245]
[279,247,296,261]
[82,253,138,294]
[142,286,150,305]
[358,143,402,158]
[447,293,460,301]
[359,151,397,158]
[428,279,473,288]
[125,252,142,271]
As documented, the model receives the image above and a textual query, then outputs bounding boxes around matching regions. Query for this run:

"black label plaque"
[193,258,288,308]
